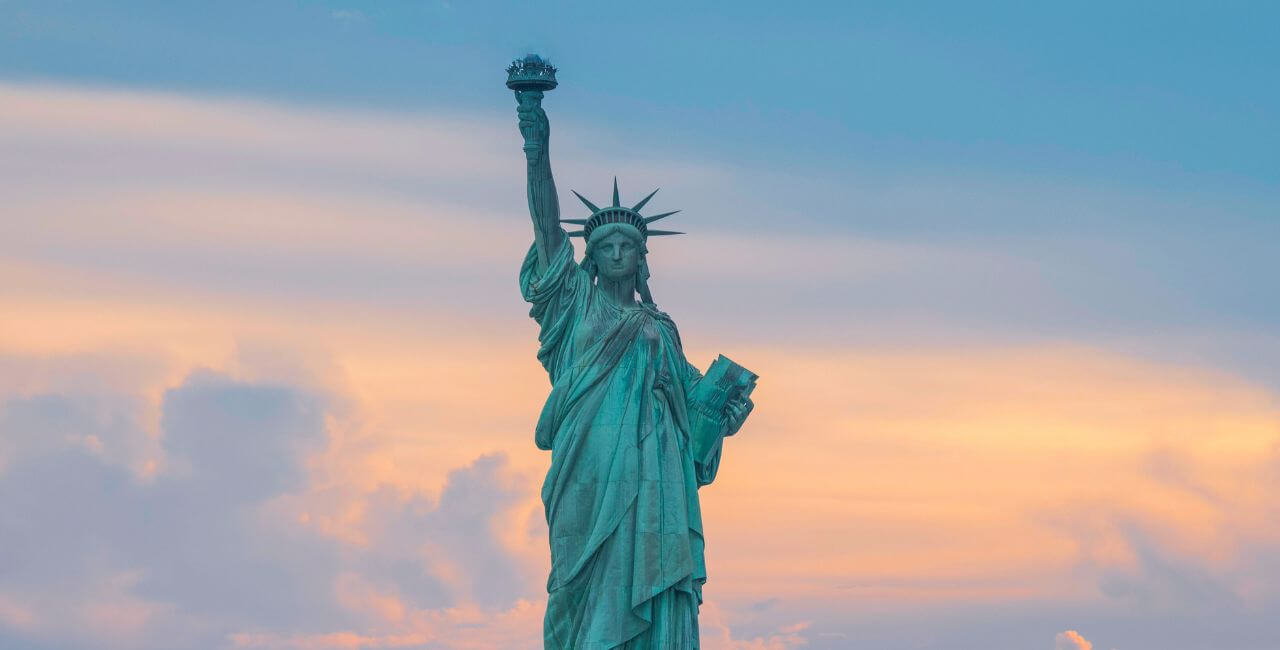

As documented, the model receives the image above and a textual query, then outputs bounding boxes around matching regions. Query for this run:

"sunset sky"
[2,2,1279,649]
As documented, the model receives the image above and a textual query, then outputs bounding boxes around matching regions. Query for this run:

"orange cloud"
[696,345,1278,605]
[1056,629,1094,650]
[7,285,1278,613]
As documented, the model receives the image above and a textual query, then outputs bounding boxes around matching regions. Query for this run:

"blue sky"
[5,1,1276,329]
[5,1,1277,183]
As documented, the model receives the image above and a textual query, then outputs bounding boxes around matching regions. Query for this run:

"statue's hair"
[580,223,655,306]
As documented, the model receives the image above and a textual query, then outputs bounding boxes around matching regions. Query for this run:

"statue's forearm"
[527,151,564,270]
[515,89,564,270]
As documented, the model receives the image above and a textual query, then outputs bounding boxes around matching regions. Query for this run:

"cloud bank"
[2,82,1279,649]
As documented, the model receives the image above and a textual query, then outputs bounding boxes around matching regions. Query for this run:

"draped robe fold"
[520,238,724,650]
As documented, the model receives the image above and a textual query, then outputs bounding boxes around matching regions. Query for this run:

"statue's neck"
[596,274,638,309]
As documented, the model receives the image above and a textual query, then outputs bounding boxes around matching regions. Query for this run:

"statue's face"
[591,231,641,282]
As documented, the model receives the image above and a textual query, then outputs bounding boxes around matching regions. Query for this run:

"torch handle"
[515,90,549,163]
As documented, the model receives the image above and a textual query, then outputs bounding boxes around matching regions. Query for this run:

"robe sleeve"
[682,360,725,487]
[520,236,589,384]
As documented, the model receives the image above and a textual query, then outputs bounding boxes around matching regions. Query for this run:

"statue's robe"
[521,237,723,650]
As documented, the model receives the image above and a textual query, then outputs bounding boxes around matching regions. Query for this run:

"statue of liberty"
[508,56,757,649]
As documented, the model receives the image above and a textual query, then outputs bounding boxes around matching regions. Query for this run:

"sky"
[1,2,1278,649]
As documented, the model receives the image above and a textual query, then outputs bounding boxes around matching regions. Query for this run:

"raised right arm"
[516,90,565,272]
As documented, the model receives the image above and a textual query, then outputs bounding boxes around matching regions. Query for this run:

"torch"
[506,54,558,161]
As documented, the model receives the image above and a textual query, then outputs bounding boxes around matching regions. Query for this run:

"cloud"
[700,602,810,650]
[12,79,1279,359]
[0,392,147,473]
[0,352,547,649]
[5,329,1280,649]
[160,369,325,497]
[4,80,1280,650]
[343,453,542,612]
[0,368,349,648]
[1055,629,1093,650]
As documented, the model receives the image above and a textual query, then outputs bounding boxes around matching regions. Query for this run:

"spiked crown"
[562,178,683,241]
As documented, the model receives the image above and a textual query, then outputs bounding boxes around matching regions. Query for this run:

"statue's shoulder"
[644,305,686,349]
[641,303,674,323]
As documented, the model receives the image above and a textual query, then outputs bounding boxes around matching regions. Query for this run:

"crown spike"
[612,177,620,207]
[571,190,600,214]
[632,188,659,213]
[566,230,586,237]
[642,210,680,224]
[560,218,588,225]
[646,230,684,236]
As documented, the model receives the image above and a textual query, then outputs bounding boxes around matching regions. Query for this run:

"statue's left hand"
[724,395,754,436]
[515,90,549,162]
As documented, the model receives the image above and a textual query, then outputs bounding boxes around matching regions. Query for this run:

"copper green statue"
[507,55,758,649]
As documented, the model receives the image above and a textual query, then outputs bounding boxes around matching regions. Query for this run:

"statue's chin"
[596,269,636,283]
